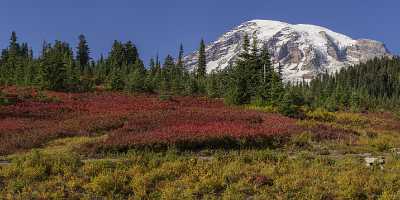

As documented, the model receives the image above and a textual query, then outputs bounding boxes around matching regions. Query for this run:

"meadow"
[1,88,400,199]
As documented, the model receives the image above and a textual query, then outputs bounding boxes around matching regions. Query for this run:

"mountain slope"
[184,20,391,82]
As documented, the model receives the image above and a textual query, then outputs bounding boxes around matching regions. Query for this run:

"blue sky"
[0,0,398,64]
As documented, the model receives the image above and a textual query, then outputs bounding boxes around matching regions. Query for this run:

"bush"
[246,105,278,113]
[306,108,336,122]
[371,136,394,152]
[290,132,313,148]
[35,90,61,103]
[159,94,172,101]
[279,89,305,118]
[86,170,131,197]
[335,112,369,126]
[77,76,95,92]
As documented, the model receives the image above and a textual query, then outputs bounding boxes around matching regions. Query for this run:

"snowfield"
[184,19,390,82]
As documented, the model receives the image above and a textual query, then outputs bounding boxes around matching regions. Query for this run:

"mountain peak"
[185,19,390,81]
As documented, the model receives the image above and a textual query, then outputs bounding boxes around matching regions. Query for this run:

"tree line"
[293,56,400,112]
[1,31,399,115]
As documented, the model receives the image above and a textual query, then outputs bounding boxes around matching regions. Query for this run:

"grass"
[1,145,400,199]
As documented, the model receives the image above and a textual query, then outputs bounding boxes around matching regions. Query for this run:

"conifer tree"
[161,55,175,92]
[197,39,207,79]
[224,34,253,105]
[76,34,90,73]
[242,33,250,53]
[124,41,138,66]
[9,31,19,55]
[177,44,185,72]
[40,41,72,91]
[126,59,146,92]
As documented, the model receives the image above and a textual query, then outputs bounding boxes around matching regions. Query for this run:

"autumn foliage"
[0,88,367,155]
[0,88,298,155]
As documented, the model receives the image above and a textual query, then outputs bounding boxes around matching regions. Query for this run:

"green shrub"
[290,132,313,148]
[246,105,277,113]
[35,90,61,103]
[86,170,131,197]
[335,112,369,126]
[159,94,172,101]
[306,108,336,122]
[371,136,394,152]
[278,89,306,118]
[6,179,26,194]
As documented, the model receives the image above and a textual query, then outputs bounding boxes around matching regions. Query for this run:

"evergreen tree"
[124,41,138,66]
[279,88,305,118]
[242,33,250,53]
[224,34,253,105]
[177,44,184,71]
[255,46,273,105]
[160,55,176,93]
[108,40,125,71]
[197,39,207,79]
[110,69,125,91]
[9,31,19,55]
[40,41,72,91]
[297,56,400,111]
[76,34,91,73]
[126,60,146,93]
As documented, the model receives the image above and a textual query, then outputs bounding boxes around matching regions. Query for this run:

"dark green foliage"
[223,33,283,106]
[0,32,34,86]
[125,60,146,92]
[297,57,400,111]
[1,31,399,115]
[40,41,72,91]
[197,39,207,79]
[110,70,125,91]
[76,34,91,73]
[279,88,305,118]
[0,32,94,92]
[124,41,139,66]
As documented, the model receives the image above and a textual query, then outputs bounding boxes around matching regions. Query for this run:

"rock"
[364,157,385,169]
[184,19,391,82]
[198,156,214,161]
[390,148,400,155]
[0,160,10,166]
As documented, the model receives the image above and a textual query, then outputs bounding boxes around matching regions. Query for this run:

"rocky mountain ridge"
[184,20,391,81]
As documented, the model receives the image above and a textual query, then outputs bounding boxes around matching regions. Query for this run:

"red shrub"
[0,89,302,155]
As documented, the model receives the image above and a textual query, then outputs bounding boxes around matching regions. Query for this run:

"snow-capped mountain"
[184,20,391,82]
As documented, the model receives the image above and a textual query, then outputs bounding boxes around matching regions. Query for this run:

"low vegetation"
[1,88,400,198]
[1,30,400,198]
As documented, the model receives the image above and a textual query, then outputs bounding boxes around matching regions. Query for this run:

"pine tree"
[177,44,185,72]
[124,41,138,66]
[76,34,90,73]
[224,34,253,105]
[108,40,125,70]
[197,39,207,79]
[65,55,81,91]
[9,31,19,55]
[161,55,175,93]
[242,33,250,53]
[251,33,258,57]
[40,41,72,91]
[109,69,125,91]
[126,59,146,93]
[256,46,273,105]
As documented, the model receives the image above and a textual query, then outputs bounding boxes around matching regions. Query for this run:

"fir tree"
[124,41,138,66]
[242,33,250,53]
[197,39,207,79]
[177,44,185,72]
[40,41,72,91]
[76,34,91,73]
